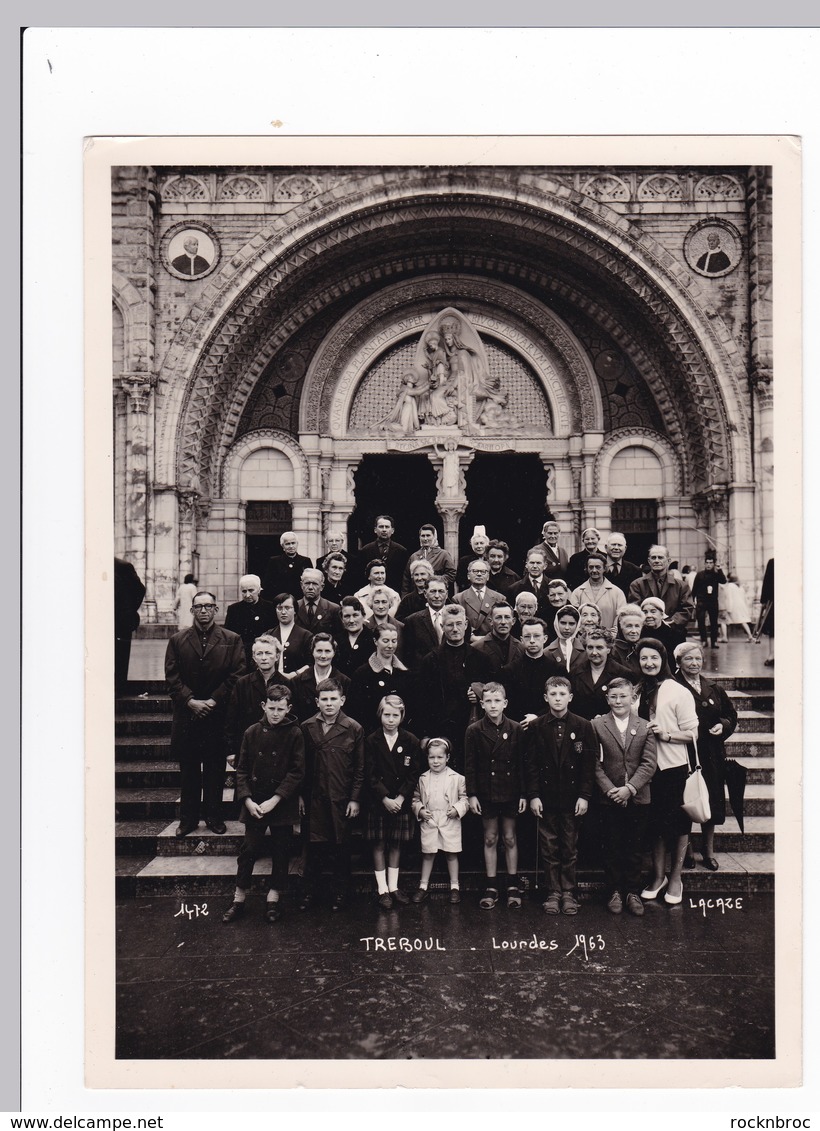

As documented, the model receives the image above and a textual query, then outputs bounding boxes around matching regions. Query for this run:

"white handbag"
[682,741,711,823]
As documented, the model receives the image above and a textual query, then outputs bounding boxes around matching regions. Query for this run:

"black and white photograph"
[89,136,797,1087]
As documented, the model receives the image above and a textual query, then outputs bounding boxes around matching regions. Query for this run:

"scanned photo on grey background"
[111,158,777,1066]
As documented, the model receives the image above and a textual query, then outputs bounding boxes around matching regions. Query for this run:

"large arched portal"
[135,167,759,616]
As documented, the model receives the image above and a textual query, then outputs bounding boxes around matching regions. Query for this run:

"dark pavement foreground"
[117,889,774,1061]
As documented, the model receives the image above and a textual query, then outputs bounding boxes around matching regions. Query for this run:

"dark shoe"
[683,845,696,869]
[542,892,561,915]
[298,893,314,912]
[222,901,245,924]
[607,891,623,914]
[205,819,227,835]
[389,888,410,905]
[702,855,720,871]
[764,658,774,667]
[378,892,393,910]
[625,893,645,917]
[712,643,719,650]
[264,902,282,923]
[449,889,461,904]
[411,887,429,903]
[331,892,348,912]
[175,821,198,838]
[561,892,579,916]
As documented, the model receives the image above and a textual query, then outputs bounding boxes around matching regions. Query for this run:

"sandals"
[507,884,523,910]
[479,886,499,910]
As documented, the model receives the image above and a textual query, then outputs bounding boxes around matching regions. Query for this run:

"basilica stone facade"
[111,165,773,622]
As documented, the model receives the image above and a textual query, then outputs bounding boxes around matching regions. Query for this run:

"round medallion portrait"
[684,220,741,279]
[164,224,220,281]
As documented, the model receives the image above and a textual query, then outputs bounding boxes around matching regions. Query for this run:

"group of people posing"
[162,516,744,924]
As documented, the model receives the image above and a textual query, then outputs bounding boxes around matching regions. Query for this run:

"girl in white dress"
[411,738,469,904]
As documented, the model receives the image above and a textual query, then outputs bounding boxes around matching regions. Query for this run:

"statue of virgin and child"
[381,309,519,435]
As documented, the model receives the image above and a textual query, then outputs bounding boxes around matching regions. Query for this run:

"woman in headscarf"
[635,638,699,906]
[674,641,738,870]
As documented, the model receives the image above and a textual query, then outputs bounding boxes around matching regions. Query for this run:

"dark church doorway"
[348,454,439,559]
[245,500,292,580]
[610,500,658,571]
[459,453,548,574]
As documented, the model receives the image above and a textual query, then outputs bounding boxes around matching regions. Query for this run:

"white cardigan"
[637,679,698,771]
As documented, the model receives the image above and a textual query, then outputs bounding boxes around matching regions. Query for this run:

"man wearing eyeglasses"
[165,591,246,838]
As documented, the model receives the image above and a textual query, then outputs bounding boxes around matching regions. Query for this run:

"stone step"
[116,734,171,760]
[115,787,235,819]
[726,689,774,712]
[119,680,168,695]
[121,851,773,899]
[115,762,234,789]
[116,712,172,733]
[725,733,774,757]
[116,694,171,715]
[735,710,774,733]
[736,757,774,785]
[709,675,774,692]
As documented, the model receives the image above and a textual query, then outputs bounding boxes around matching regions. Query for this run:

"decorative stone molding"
[218,175,265,201]
[155,172,748,497]
[274,174,322,202]
[580,174,630,202]
[637,174,683,201]
[161,174,209,202]
[593,427,684,497]
[694,174,743,201]
[118,374,155,413]
[220,428,311,499]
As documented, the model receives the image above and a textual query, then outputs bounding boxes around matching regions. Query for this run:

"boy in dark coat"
[222,683,305,924]
[526,676,597,916]
[465,682,526,910]
[592,677,657,916]
[299,678,365,911]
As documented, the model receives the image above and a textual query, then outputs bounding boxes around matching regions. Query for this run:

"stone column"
[752,370,774,573]
[118,375,155,619]
[657,496,698,566]
[429,443,474,563]
[149,487,179,623]
[542,457,575,558]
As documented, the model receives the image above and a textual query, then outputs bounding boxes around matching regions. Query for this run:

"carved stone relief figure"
[379,307,523,436]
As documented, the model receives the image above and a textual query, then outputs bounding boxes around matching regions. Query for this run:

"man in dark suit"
[171,235,210,276]
[402,575,449,669]
[503,617,564,724]
[114,556,146,696]
[356,514,409,593]
[509,549,552,620]
[456,526,490,591]
[262,531,313,601]
[690,551,728,649]
[165,591,246,837]
[470,601,524,680]
[295,567,341,637]
[528,520,569,580]
[628,544,694,630]
[454,559,507,639]
[415,605,493,769]
[223,574,277,666]
[604,533,643,597]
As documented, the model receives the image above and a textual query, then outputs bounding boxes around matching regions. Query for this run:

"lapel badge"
[397,745,403,754]
[630,728,637,736]
[570,732,576,741]
[502,732,508,740]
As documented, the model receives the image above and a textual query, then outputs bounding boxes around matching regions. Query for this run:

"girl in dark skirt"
[364,695,423,909]
[635,638,699,907]
[674,641,738,870]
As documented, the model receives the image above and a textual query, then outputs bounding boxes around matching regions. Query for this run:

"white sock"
[419,881,428,890]
[233,888,247,903]
[374,869,389,895]
[266,890,279,903]
[387,867,399,892]
[450,883,460,890]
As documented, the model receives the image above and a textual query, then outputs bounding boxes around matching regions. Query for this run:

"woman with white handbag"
[674,641,738,870]
[635,638,699,907]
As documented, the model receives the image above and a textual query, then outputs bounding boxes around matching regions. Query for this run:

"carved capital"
[118,373,155,413]
[177,489,199,522]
